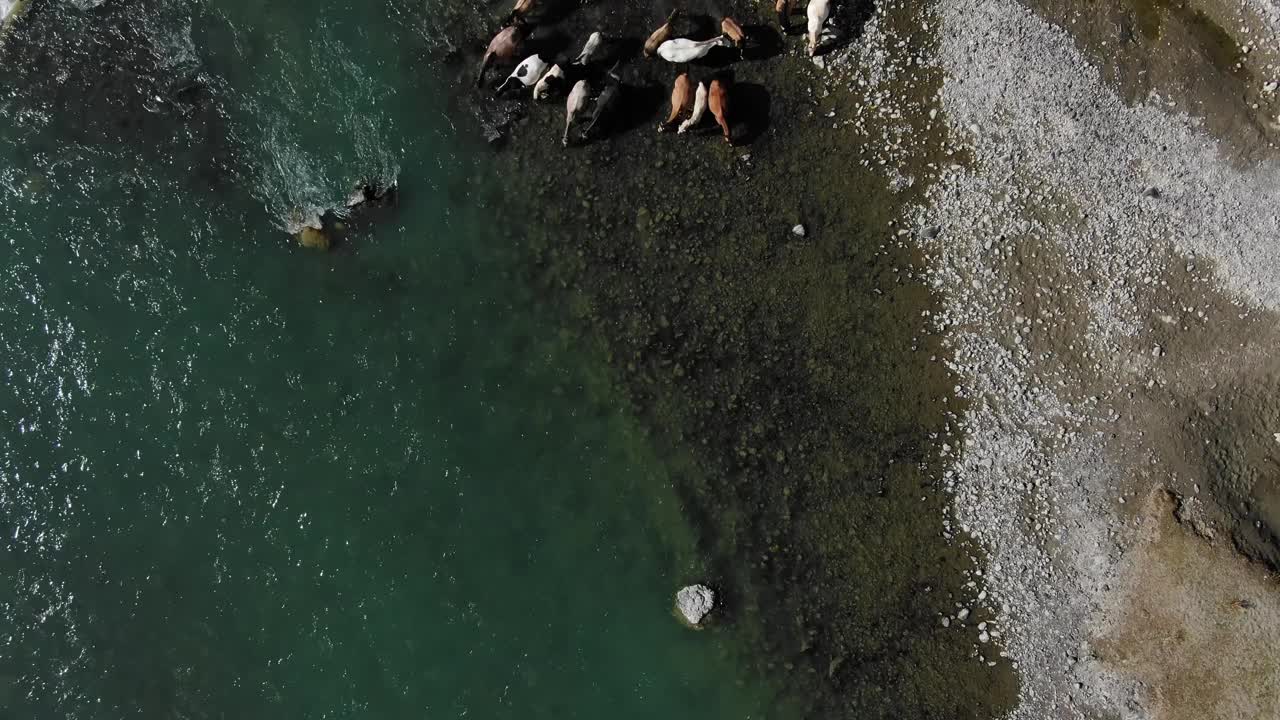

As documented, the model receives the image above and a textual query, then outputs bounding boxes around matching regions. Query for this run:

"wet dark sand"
[444,0,1021,717]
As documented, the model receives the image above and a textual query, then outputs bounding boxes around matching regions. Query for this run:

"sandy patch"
[1094,489,1280,720]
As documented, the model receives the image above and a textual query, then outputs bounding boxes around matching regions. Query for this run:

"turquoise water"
[0,1,783,716]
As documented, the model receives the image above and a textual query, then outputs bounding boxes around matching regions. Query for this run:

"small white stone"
[792,224,807,237]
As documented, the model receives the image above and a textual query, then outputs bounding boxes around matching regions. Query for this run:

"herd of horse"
[475,0,836,146]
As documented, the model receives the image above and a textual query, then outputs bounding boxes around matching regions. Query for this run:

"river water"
[0,1,789,716]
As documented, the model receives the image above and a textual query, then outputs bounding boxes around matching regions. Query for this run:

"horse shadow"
[526,0,580,25]
[604,80,665,137]
[694,45,740,68]
[677,12,719,40]
[604,36,644,65]
[817,0,877,55]
[525,27,574,61]
[730,82,770,146]
[741,24,784,61]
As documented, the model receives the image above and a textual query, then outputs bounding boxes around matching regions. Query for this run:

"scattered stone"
[792,223,807,237]
[890,173,916,193]
[675,584,715,626]
[1141,186,1161,199]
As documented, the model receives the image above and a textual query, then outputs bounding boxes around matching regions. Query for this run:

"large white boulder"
[675,584,715,626]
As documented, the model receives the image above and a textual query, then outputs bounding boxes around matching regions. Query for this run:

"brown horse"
[643,10,680,58]
[477,22,528,88]
[507,0,533,22]
[709,78,731,143]
[658,73,694,133]
[775,0,792,30]
[720,17,745,48]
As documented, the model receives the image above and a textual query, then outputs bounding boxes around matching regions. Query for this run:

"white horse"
[533,64,564,101]
[656,36,730,63]
[678,82,708,134]
[563,80,589,146]
[572,32,605,65]
[495,54,549,94]
[807,0,831,56]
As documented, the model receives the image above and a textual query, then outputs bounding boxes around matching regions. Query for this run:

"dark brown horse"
[477,22,528,88]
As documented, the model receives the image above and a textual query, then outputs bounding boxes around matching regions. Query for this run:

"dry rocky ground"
[825,0,1280,716]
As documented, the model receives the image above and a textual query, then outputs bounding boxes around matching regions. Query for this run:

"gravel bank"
[921,0,1280,715]
[829,0,1280,716]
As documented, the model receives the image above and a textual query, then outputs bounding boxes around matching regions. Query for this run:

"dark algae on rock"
[454,0,1022,716]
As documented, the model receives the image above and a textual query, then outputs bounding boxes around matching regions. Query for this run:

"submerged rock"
[482,123,505,146]
[1,0,27,26]
[296,227,330,251]
[675,584,715,626]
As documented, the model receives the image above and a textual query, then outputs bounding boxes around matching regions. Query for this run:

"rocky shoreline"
[444,0,1280,713]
